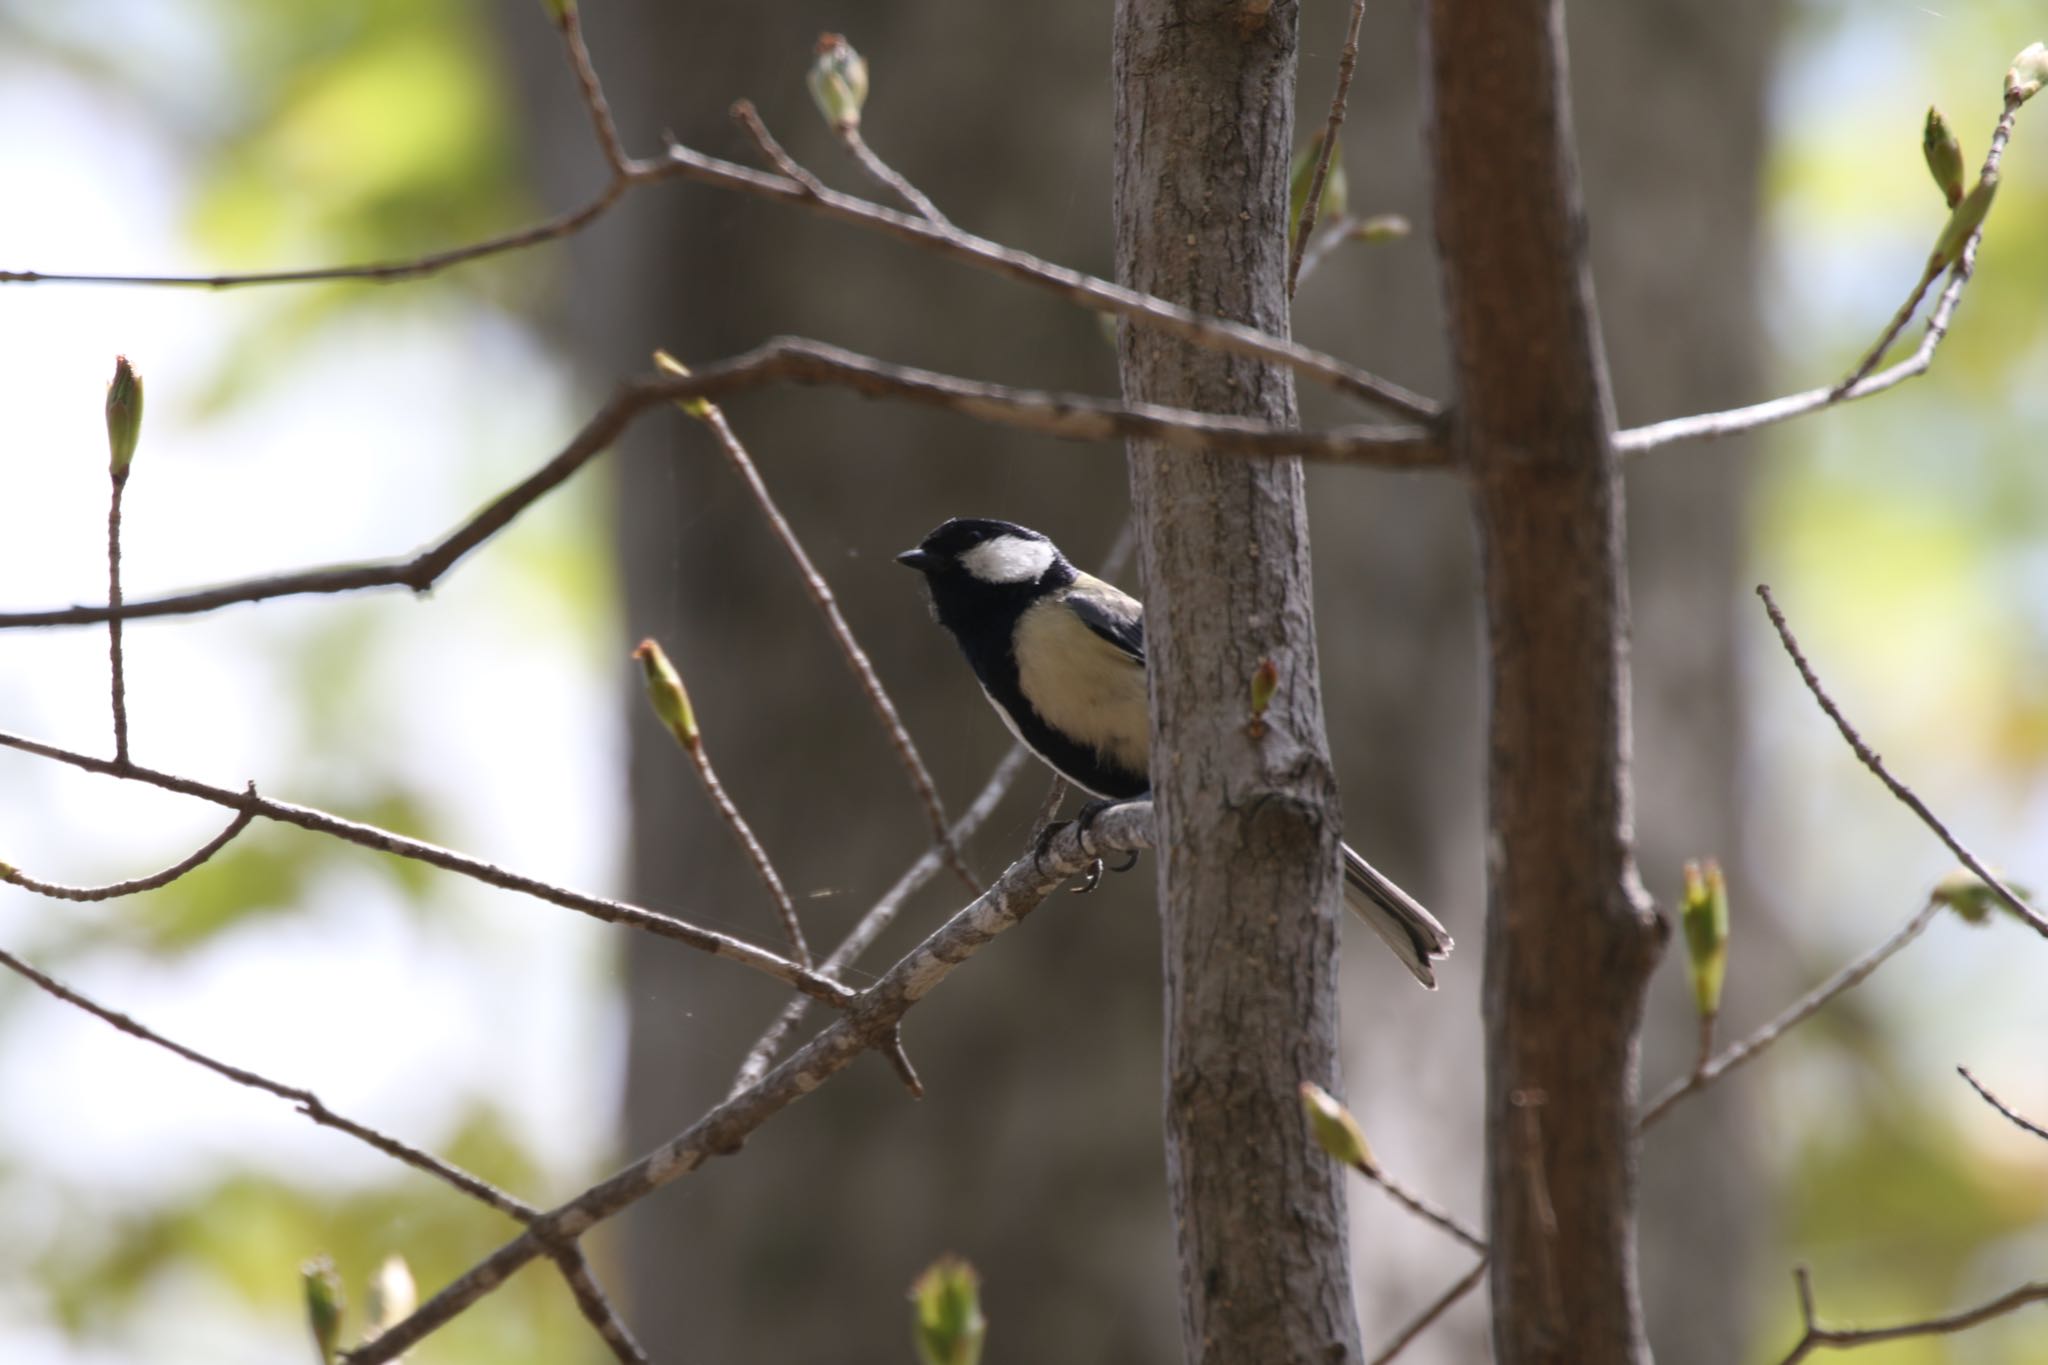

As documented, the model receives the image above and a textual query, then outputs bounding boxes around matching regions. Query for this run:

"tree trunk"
[1113,3,1361,1361]
[1427,3,1665,1362]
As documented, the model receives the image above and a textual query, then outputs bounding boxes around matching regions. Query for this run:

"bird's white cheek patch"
[962,534,1056,584]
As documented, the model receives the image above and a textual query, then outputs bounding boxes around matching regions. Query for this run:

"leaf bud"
[1680,859,1730,1019]
[1922,106,1966,208]
[633,639,700,750]
[1299,1080,1377,1173]
[910,1254,986,1365]
[105,355,144,483]
[808,33,869,131]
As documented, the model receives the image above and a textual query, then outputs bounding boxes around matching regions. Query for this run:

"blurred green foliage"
[1754,6,2048,1362]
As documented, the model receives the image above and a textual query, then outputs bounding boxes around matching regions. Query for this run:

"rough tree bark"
[1113,2,1361,1361]
[1428,3,1666,1363]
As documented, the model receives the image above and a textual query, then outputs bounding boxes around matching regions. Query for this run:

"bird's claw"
[1069,857,1107,894]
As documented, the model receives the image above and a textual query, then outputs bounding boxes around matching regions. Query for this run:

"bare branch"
[1366,1258,1489,1365]
[0,343,1437,633]
[1356,1164,1486,1255]
[0,940,651,1354]
[729,100,830,198]
[729,744,1034,1097]
[1958,1065,2048,1143]
[547,1244,648,1365]
[1757,584,2048,938]
[670,380,979,894]
[669,698,811,966]
[0,943,535,1219]
[1288,0,1368,294]
[107,476,131,763]
[0,380,658,629]
[340,803,1155,1365]
[1640,896,1942,1130]
[837,125,951,227]
[2,804,255,901]
[552,4,630,177]
[1775,1264,2048,1364]
[0,728,853,1007]
[1618,92,2025,454]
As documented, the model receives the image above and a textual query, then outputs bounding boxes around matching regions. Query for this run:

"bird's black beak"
[896,548,935,571]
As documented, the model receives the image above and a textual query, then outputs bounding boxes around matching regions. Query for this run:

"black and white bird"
[897,517,1452,988]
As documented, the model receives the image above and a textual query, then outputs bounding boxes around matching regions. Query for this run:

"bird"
[897,516,1452,988]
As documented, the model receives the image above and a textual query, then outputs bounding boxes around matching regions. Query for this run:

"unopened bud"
[808,33,869,131]
[1931,867,2033,926]
[1248,657,1279,731]
[1680,859,1730,1018]
[1299,1080,1377,1173]
[1922,106,1966,207]
[910,1254,986,1365]
[541,0,574,22]
[302,1256,345,1365]
[2007,42,2048,105]
[634,639,700,750]
[105,355,143,482]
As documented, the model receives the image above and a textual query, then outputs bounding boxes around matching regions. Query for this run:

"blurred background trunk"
[496,0,1780,1358]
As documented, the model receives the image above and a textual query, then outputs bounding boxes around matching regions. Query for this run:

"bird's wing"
[1065,574,1146,666]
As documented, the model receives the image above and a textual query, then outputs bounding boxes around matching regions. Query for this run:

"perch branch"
[728,744,1033,1097]
[340,804,1155,1365]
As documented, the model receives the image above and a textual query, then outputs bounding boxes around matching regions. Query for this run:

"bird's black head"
[897,518,1076,636]
[896,518,1073,588]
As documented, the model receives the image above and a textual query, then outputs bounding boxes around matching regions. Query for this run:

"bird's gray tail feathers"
[1341,844,1453,989]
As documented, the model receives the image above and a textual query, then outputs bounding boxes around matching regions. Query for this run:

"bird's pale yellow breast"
[1013,597,1150,778]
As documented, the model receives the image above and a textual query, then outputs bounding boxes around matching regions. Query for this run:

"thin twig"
[547,1245,648,1365]
[0,940,649,1356]
[0,727,853,1007]
[728,745,1032,1098]
[678,390,978,894]
[1958,1065,2048,1143]
[1366,1257,1489,1365]
[1618,92,2024,454]
[1288,0,1368,294]
[1757,584,2048,938]
[1355,1164,1486,1255]
[4,138,1439,422]
[1829,261,1941,400]
[730,100,829,197]
[0,342,1437,633]
[680,720,811,967]
[2,804,255,900]
[1296,214,1361,286]
[0,943,534,1218]
[838,126,951,227]
[554,4,631,176]
[340,803,1156,1365]
[1775,1264,2048,1364]
[1639,896,1942,1130]
[106,474,131,763]
[1691,1009,1717,1083]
